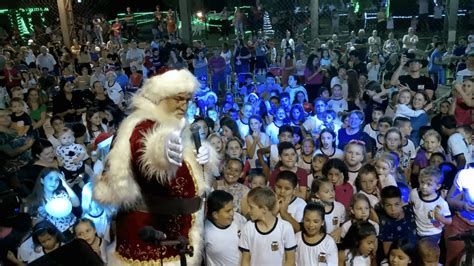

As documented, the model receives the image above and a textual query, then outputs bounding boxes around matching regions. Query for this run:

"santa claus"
[93,69,219,265]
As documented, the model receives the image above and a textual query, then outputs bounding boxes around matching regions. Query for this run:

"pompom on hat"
[137,69,200,104]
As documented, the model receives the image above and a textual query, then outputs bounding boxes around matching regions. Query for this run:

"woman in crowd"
[53,80,86,126]
[304,54,324,102]
[26,88,47,138]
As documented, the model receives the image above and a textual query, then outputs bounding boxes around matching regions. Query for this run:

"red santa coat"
[93,93,218,266]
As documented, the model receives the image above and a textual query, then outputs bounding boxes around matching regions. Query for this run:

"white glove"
[196,146,210,165]
[165,119,186,166]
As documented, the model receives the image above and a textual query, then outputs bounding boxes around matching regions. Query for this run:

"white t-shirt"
[448,133,471,165]
[367,63,381,81]
[205,213,246,266]
[363,123,378,141]
[266,122,281,144]
[269,144,280,170]
[237,119,250,139]
[340,219,379,238]
[348,170,359,189]
[323,201,346,234]
[410,189,452,236]
[456,68,474,83]
[345,250,371,266]
[239,218,297,266]
[359,190,380,208]
[395,104,425,119]
[104,81,123,105]
[285,197,307,223]
[314,148,345,160]
[380,174,398,189]
[402,139,417,160]
[18,237,45,263]
[453,168,474,223]
[327,98,348,116]
[303,116,324,137]
[295,232,338,266]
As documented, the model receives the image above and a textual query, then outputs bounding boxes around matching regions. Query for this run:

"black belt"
[139,194,203,216]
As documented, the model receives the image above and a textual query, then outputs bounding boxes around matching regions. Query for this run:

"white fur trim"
[136,69,199,106]
[139,125,179,184]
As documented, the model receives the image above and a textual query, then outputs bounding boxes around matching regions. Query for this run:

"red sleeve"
[296,168,308,187]
[269,168,280,189]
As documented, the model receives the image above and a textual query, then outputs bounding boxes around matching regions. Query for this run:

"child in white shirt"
[410,166,452,242]
[296,203,338,266]
[327,84,348,117]
[205,190,246,266]
[239,187,297,266]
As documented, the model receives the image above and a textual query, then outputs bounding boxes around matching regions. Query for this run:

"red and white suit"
[93,70,219,265]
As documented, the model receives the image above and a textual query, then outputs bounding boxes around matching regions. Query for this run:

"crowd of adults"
[0,1,473,266]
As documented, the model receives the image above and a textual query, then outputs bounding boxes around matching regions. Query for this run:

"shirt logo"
[319,252,327,262]
[271,241,279,251]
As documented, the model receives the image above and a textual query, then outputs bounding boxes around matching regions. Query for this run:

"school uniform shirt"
[340,219,379,238]
[402,139,416,161]
[379,173,398,189]
[345,250,371,266]
[269,144,280,170]
[266,122,281,144]
[205,212,246,266]
[314,148,345,160]
[323,201,346,234]
[303,116,324,137]
[280,197,307,223]
[296,153,312,173]
[410,189,452,236]
[347,170,360,189]
[447,132,471,165]
[359,190,380,208]
[237,119,250,139]
[363,123,378,141]
[295,232,338,266]
[327,98,348,115]
[239,218,297,266]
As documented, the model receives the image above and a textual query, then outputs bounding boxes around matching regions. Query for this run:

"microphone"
[190,123,201,151]
[138,226,167,243]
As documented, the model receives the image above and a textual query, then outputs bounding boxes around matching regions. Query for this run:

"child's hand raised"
[433,205,443,222]
[278,197,291,214]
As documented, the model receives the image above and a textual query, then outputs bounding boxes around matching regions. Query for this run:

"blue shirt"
[410,112,429,146]
[116,73,129,89]
[429,48,443,72]
[378,205,417,243]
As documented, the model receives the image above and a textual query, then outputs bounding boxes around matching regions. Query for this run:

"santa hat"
[94,132,113,150]
[138,69,200,103]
